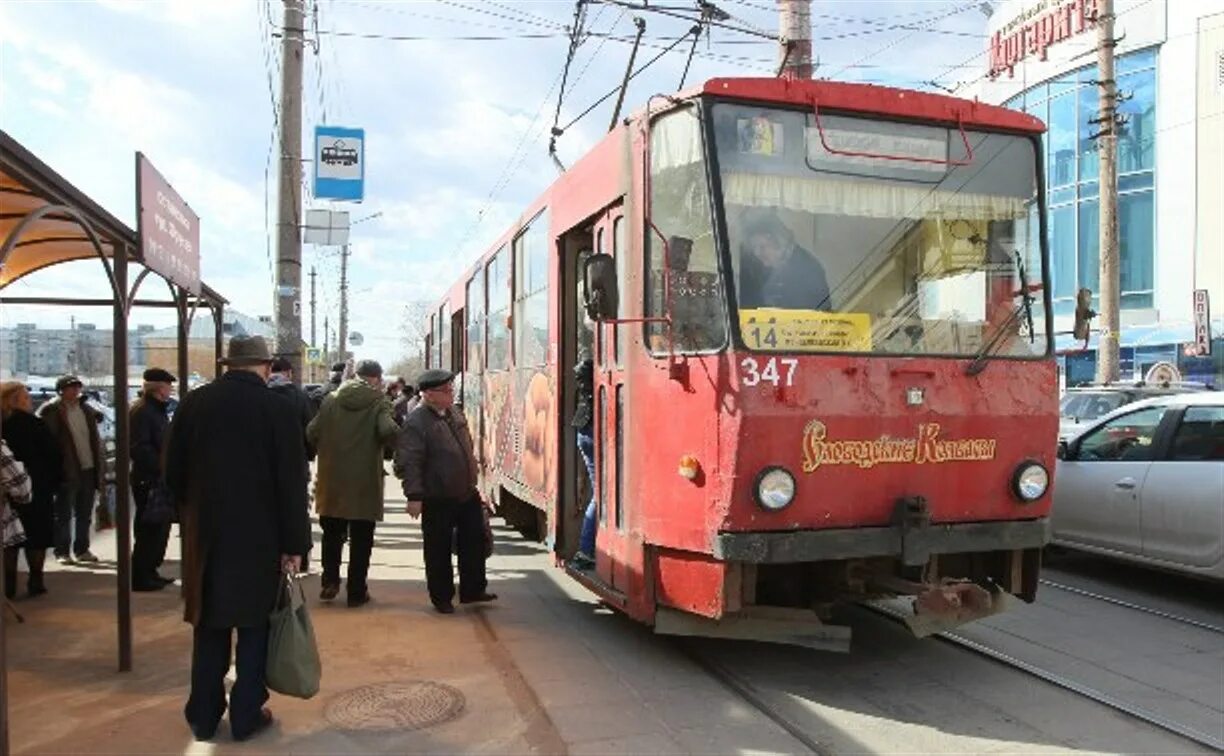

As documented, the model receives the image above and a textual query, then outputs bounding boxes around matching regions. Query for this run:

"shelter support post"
[112,247,132,672]
[214,303,224,379]
[176,288,189,398]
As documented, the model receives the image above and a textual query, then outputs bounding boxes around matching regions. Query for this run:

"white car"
[1054,392,1224,580]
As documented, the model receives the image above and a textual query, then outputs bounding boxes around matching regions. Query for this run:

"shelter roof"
[0,129,226,307]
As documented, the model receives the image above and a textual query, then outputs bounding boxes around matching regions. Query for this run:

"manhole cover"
[325,681,466,732]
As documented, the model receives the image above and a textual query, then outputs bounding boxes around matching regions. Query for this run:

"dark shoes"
[231,708,274,742]
[347,591,370,608]
[568,553,595,571]
[433,601,455,614]
[27,580,48,598]
[132,579,167,592]
[459,592,498,604]
[319,582,340,601]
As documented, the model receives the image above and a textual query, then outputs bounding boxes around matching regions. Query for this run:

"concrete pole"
[1095,0,1120,384]
[275,0,305,384]
[323,315,330,365]
[337,244,349,362]
[778,0,812,79]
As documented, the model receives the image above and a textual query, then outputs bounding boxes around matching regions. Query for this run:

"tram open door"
[563,201,632,601]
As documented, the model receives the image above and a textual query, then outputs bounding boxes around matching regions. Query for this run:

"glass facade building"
[1003,48,1158,317]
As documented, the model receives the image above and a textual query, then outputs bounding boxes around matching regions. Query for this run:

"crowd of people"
[0,336,494,742]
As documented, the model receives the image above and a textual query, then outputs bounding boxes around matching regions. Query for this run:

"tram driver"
[737,209,831,311]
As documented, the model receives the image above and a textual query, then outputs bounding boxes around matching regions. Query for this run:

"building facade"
[977,0,1224,386]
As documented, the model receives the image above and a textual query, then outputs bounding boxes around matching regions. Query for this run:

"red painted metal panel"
[701,78,1046,134]
[654,548,729,619]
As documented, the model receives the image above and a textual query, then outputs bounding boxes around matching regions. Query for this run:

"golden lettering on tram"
[801,420,997,473]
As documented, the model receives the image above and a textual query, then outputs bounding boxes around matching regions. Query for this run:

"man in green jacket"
[307,359,398,607]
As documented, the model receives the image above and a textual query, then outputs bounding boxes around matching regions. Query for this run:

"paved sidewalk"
[6,480,805,754]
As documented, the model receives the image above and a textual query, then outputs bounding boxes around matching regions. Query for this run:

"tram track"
[683,645,833,756]
[863,602,1224,752]
[1038,578,1224,635]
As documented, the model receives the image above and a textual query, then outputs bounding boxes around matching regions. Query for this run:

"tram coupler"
[870,575,1009,637]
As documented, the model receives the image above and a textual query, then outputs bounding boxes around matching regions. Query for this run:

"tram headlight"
[1012,461,1050,503]
[754,467,796,511]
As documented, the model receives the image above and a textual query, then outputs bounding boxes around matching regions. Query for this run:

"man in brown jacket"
[36,375,104,564]
[395,369,495,614]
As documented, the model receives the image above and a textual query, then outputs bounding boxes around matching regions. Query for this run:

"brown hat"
[219,335,273,366]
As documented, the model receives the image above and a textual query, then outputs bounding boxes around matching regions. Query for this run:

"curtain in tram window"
[721,172,1029,221]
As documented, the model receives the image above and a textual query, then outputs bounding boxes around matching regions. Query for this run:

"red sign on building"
[989,0,1100,80]
[136,153,200,295]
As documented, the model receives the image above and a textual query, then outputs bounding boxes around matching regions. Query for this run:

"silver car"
[1054,392,1224,580]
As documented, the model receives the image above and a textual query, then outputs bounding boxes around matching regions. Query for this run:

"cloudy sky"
[0,0,989,367]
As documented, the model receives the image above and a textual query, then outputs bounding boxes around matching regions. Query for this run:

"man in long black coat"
[164,336,310,743]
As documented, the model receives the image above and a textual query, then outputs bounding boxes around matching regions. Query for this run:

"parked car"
[1059,382,1213,440]
[1053,392,1224,580]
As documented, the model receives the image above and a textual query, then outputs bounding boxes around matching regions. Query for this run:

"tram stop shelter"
[0,128,228,744]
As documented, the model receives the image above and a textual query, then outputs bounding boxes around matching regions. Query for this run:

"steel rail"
[683,647,832,756]
[1039,579,1224,635]
[864,603,1224,752]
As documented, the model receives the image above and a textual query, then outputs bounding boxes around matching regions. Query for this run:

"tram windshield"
[710,102,1049,358]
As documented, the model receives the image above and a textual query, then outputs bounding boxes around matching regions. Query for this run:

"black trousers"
[320,516,375,598]
[132,483,171,583]
[421,495,487,606]
[184,623,269,739]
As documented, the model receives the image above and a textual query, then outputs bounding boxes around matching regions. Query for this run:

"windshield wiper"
[965,250,1036,376]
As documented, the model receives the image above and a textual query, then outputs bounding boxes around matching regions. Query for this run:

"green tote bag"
[266,574,322,699]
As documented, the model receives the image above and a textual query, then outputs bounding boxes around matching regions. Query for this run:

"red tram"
[424,77,1058,648]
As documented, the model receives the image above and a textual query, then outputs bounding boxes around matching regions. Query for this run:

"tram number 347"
[740,357,799,387]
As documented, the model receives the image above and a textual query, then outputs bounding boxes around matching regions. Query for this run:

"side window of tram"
[466,275,485,373]
[646,109,727,354]
[487,247,511,371]
[514,211,550,367]
[1077,407,1169,462]
[437,302,451,371]
[1169,407,1224,462]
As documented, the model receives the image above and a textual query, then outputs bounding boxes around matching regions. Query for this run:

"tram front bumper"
[711,516,1050,565]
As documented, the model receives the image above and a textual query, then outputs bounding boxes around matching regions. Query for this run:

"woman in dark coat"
[1,381,64,597]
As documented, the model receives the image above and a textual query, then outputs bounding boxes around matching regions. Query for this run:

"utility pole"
[778,0,812,79]
[1094,0,1120,384]
[337,244,350,362]
[309,266,317,381]
[275,0,305,383]
[323,315,330,364]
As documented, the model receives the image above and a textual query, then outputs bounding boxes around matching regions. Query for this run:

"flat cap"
[55,375,83,392]
[269,357,293,373]
[330,362,347,373]
[417,368,455,391]
[143,367,177,383]
[355,359,383,379]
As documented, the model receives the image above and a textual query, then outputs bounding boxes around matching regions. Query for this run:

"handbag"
[142,483,176,525]
[266,573,322,699]
[482,502,494,558]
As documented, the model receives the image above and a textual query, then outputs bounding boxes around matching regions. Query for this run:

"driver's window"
[646,107,726,354]
[1078,407,1169,462]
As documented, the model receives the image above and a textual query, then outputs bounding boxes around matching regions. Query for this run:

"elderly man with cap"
[307,358,398,607]
[164,335,310,742]
[130,367,177,591]
[395,368,495,614]
[36,374,105,564]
